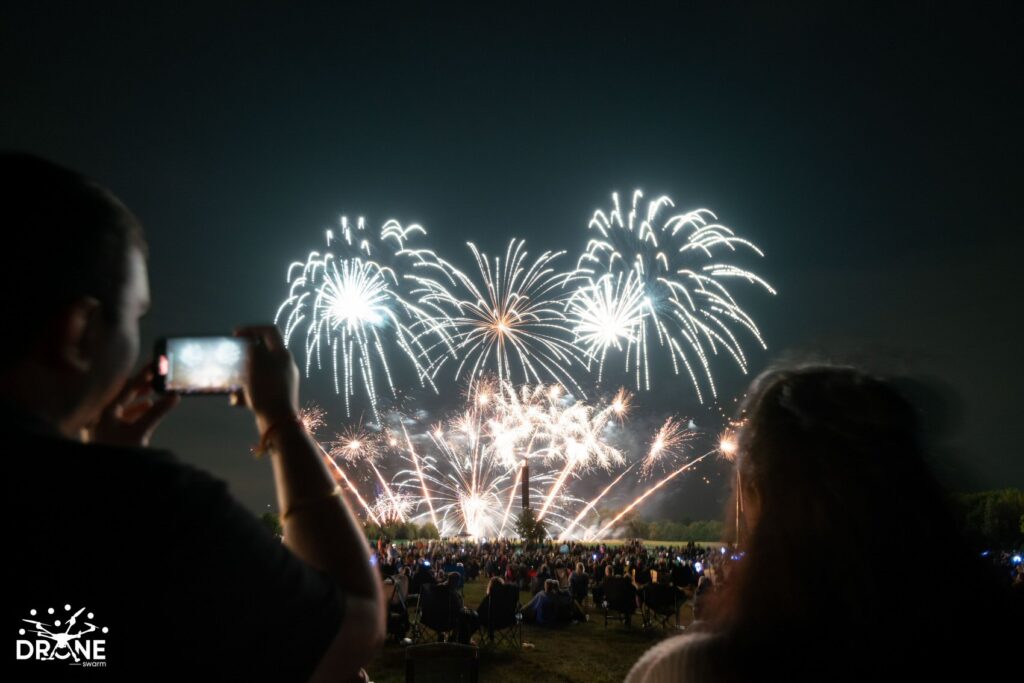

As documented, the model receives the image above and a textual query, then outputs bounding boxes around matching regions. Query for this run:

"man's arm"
[237,325,385,680]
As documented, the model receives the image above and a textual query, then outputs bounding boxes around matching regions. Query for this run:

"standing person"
[626,366,1019,682]
[4,153,384,682]
[569,562,590,607]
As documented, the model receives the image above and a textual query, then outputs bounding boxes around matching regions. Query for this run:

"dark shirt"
[569,571,589,599]
[9,415,344,682]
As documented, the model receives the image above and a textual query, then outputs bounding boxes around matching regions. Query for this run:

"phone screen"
[155,336,248,394]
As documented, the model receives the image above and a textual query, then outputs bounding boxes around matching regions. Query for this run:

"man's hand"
[234,325,300,430]
[87,365,180,447]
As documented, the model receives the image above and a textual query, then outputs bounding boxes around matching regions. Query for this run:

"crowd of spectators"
[370,535,745,643]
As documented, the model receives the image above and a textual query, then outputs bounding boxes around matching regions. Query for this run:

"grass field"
[365,578,694,683]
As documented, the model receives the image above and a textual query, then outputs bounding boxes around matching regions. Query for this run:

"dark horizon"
[3,1,1021,521]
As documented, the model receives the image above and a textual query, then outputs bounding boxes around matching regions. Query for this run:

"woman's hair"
[486,576,504,595]
[575,562,585,574]
[711,365,1015,675]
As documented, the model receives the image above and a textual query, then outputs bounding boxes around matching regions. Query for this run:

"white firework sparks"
[409,239,588,393]
[297,403,327,434]
[565,271,646,382]
[329,380,720,540]
[275,216,447,421]
[371,492,414,525]
[391,398,581,538]
[641,416,693,478]
[575,190,775,400]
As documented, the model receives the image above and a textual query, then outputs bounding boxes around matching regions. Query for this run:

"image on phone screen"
[156,336,248,394]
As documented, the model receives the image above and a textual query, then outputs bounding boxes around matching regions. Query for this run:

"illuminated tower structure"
[521,462,530,510]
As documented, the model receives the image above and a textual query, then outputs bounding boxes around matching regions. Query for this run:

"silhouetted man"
[4,153,384,682]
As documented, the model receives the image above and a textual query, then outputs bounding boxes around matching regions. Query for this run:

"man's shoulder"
[9,432,229,510]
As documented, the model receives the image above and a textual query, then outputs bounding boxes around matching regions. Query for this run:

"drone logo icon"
[16,605,108,666]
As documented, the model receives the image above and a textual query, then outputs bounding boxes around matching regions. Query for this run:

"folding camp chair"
[640,582,683,631]
[477,583,523,648]
[602,576,638,628]
[415,583,460,643]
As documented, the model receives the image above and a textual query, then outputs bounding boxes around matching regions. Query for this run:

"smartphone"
[154,336,249,394]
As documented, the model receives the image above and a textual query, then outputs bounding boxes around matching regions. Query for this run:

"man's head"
[0,152,150,435]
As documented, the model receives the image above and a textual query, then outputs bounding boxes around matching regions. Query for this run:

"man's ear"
[54,296,103,372]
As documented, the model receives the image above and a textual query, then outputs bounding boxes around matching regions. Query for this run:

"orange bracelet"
[251,414,304,458]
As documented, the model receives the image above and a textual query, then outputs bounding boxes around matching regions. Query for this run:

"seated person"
[392,566,411,604]
[428,573,477,644]
[475,576,517,633]
[523,579,560,625]
[592,563,614,606]
[530,563,553,595]
[602,574,639,626]
[554,560,569,588]
[552,584,586,623]
[633,560,652,587]
[691,574,715,622]
[409,559,436,596]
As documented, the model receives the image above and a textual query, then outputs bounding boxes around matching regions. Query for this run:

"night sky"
[3,1,1021,521]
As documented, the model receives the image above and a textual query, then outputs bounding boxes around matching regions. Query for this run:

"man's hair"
[0,152,146,365]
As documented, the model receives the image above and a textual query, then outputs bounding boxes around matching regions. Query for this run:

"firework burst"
[313,384,722,540]
[329,424,381,464]
[409,239,587,393]
[574,190,775,400]
[298,403,327,434]
[276,216,447,421]
[610,387,632,420]
[371,492,414,526]
[390,394,582,538]
[641,416,693,477]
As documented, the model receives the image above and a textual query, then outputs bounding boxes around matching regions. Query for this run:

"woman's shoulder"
[624,629,724,683]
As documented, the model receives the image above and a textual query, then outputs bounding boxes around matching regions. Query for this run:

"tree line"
[257,488,1022,548]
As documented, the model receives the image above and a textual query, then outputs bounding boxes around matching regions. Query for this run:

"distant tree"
[514,508,547,547]
[260,511,282,537]
[643,518,725,542]
[420,522,440,540]
[954,489,1024,549]
[627,515,650,539]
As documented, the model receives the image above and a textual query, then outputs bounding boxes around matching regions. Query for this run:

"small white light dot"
[102,627,109,634]
[87,612,94,619]
[19,629,25,635]
[65,604,71,611]
[30,609,37,616]
[48,608,54,614]
[55,620,61,627]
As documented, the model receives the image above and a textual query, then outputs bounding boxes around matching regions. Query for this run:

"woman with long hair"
[626,366,1018,681]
